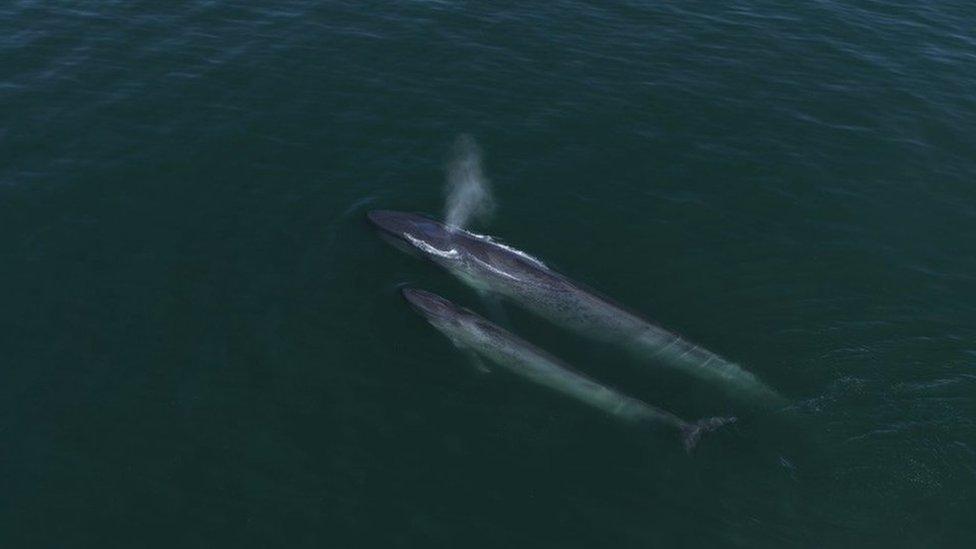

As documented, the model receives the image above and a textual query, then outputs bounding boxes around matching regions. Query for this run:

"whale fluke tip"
[681,416,736,453]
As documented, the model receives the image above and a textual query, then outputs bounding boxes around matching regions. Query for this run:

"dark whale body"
[369,210,782,403]
[402,288,734,451]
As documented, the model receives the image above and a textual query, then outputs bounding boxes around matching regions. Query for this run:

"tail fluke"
[680,416,736,452]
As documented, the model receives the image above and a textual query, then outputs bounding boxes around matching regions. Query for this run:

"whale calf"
[402,288,734,451]
[369,210,782,403]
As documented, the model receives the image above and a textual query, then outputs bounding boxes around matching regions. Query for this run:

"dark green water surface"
[2,1,975,547]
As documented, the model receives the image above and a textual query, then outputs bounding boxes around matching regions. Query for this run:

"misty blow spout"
[443,134,494,230]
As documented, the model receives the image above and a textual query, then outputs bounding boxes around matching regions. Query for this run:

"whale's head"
[367,210,462,262]
[402,288,504,348]
[402,288,470,326]
[402,287,453,318]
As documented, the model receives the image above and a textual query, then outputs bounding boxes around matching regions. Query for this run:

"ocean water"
[2,1,975,547]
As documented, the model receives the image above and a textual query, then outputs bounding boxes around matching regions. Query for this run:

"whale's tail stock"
[680,416,737,452]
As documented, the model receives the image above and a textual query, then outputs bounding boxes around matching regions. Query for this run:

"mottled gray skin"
[369,210,782,403]
[402,288,733,451]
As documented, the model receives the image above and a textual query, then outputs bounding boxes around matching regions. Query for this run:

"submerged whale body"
[402,287,735,451]
[369,210,783,404]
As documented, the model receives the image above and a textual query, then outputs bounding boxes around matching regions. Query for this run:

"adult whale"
[402,288,735,451]
[369,210,783,404]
